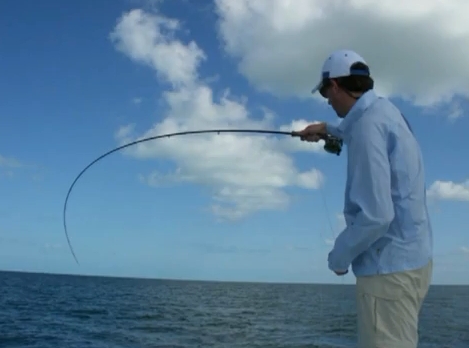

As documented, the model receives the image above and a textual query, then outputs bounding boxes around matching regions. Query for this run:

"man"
[294,49,433,348]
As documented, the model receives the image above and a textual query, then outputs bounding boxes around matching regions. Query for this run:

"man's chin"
[336,112,346,119]
[332,107,345,118]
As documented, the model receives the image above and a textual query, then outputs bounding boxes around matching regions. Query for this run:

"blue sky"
[1,0,468,285]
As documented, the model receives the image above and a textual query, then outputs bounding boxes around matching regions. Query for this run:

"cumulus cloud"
[336,213,346,230]
[427,179,469,201]
[111,9,205,88]
[0,154,25,168]
[214,0,469,108]
[324,213,346,246]
[110,9,325,220]
[0,154,40,179]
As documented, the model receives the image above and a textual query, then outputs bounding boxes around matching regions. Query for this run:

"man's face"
[324,80,347,118]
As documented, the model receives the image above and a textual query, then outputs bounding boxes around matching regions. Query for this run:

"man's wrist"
[325,123,342,138]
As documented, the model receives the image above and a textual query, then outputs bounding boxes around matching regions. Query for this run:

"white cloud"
[336,213,346,230]
[0,154,39,180]
[461,246,469,254]
[214,0,469,109]
[427,179,469,201]
[110,9,205,88]
[115,124,135,141]
[279,119,326,153]
[110,9,325,220]
[324,213,346,246]
[447,101,464,120]
[0,154,24,168]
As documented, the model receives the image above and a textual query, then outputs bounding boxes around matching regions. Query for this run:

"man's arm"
[325,123,342,138]
[327,119,395,272]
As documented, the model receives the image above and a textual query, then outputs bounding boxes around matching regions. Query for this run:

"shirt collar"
[337,89,379,139]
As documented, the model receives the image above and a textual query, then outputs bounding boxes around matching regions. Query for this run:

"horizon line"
[1,269,467,286]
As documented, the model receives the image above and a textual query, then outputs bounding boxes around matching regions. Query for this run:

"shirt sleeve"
[325,123,342,138]
[327,119,395,272]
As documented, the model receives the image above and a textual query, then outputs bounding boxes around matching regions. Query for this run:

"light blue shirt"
[325,90,433,277]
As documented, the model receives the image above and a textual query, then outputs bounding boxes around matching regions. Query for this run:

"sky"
[0,0,468,285]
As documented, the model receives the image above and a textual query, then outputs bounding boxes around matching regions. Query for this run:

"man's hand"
[333,269,348,276]
[328,252,349,276]
[292,122,327,142]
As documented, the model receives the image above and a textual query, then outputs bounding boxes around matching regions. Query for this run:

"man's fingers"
[291,131,303,137]
[334,269,348,276]
[312,134,321,141]
[300,134,321,142]
[292,124,326,142]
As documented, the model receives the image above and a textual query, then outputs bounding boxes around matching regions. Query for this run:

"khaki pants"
[356,260,433,348]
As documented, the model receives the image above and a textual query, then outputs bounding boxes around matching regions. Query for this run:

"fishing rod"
[62,128,343,264]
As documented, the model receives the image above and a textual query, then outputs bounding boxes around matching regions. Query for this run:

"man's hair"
[319,62,374,98]
[334,62,374,93]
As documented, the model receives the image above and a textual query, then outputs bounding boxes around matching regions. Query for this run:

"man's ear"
[330,79,340,93]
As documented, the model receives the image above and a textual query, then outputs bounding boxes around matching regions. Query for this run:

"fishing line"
[318,180,349,346]
[62,128,343,264]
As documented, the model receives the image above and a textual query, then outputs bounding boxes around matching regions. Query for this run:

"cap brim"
[311,80,323,95]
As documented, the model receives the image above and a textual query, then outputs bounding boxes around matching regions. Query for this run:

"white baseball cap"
[311,49,370,96]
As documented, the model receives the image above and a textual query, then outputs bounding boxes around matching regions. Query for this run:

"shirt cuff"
[325,123,342,138]
[327,247,350,272]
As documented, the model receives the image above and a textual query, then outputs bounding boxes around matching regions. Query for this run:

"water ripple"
[0,271,467,348]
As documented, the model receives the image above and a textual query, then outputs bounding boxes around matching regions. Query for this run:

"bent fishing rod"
[62,128,343,264]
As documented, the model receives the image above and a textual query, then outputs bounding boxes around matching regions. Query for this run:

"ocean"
[0,270,467,347]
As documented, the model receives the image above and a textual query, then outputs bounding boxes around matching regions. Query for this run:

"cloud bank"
[110,9,324,220]
[215,0,469,109]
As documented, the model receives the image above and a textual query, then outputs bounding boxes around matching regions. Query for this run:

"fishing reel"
[291,132,343,156]
[322,134,343,156]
